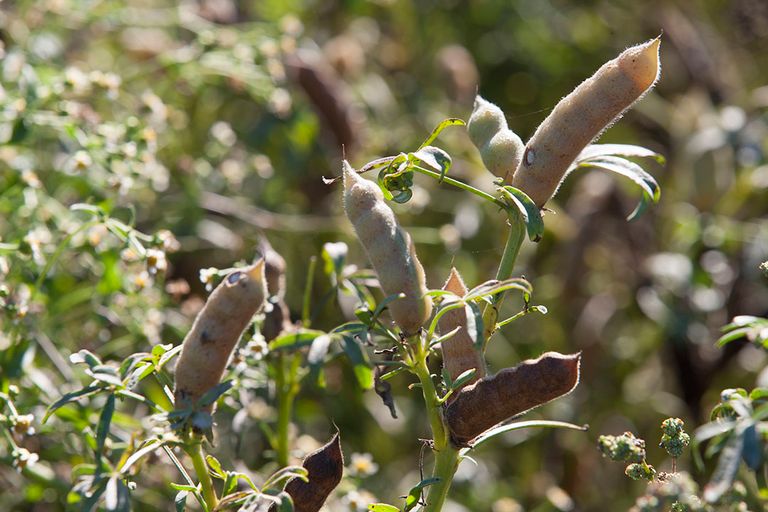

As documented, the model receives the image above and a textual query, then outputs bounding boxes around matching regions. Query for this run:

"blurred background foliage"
[1,0,767,510]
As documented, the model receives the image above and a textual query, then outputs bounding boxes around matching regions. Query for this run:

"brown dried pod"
[445,352,581,446]
[438,268,485,391]
[174,260,267,410]
[258,239,293,342]
[343,161,432,335]
[279,433,344,512]
[285,50,360,153]
[511,38,661,206]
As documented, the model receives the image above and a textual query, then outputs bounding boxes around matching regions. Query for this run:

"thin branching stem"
[183,436,218,511]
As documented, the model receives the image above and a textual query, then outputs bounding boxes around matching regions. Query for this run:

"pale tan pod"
[343,161,432,335]
[438,268,486,389]
[444,351,581,446]
[467,96,524,181]
[174,260,267,409]
[511,38,661,207]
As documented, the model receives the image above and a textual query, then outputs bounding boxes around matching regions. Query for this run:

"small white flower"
[12,448,39,471]
[199,267,219,291]
[347,452,379,477]
[341,490,376,512]
[145,248,167,275]
[12,414,35,436]
[245,335,269,361]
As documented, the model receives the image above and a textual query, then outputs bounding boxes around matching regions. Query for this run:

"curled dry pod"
[512,38,661,207]
[174,260,267,410]
[439,268,485,391]
[467,96,524,183]
[445,351,581,446]
[343,161,432,335]
[276,433,344,512]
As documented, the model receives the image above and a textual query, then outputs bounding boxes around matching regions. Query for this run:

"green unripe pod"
[343,161,432,335]
[467,96,524,182]
[174,260,267,409]
[512,38,661,207]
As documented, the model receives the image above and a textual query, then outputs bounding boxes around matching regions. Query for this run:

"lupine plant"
[0,27,675,510]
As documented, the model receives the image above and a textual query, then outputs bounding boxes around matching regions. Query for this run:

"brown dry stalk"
[467,96,524,182]
[438,268,486,390]
[278,433,344,512]
[511,38,661,206]
[174,260,267,409]
[445,351,581,446]
[343,161,432,335]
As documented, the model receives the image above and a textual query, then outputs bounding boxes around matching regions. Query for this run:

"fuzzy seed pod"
[277,433,344,512]
[343,161,432,335]
[467,96,525,183]
[174,260,267,409]
[512,38,661,207]
[439,268,485,390]
[445,352,581,446]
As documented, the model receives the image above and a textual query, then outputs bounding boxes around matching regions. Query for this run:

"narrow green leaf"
[170,483,199,492]
[411,146,452,182]
[742,423,762,470]
[418,118,465,149]
[465,420,589,451]
[43,385,103,423]
[269,329,326,351]
[704,428,745,503]
[120,439,164,474]
[499,186,544,242]
[342,336,374,390]
[198,380,234,408]
[451,368,478,391]
[368,504,400,512]
[403,477,441,511]
[577,144,665,164]
[716,327,752,347]
[174,490,188,512]
[95,394,116,471]
[205,455,224,479]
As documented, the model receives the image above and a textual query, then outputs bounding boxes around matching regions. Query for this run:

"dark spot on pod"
[444,352,581,447]
[200,329,212,345]
[226,271,244,286]
[273,433,344,512]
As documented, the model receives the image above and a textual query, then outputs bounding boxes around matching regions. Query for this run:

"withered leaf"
[445,351,581,446]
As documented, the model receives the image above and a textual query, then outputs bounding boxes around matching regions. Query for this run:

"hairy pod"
[277,433,344,512]
[343,161,432,335]
[445,352,581,446]
[467,96,524,182]
[439,268,485,391]
[174,260,267,409]
[511,38,661,207]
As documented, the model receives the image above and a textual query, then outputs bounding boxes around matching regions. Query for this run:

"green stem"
[274,353,298,467]
[411,339,460,512]
[414,166,506,208]
[482,209,526,346]
[183,437,218,511]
